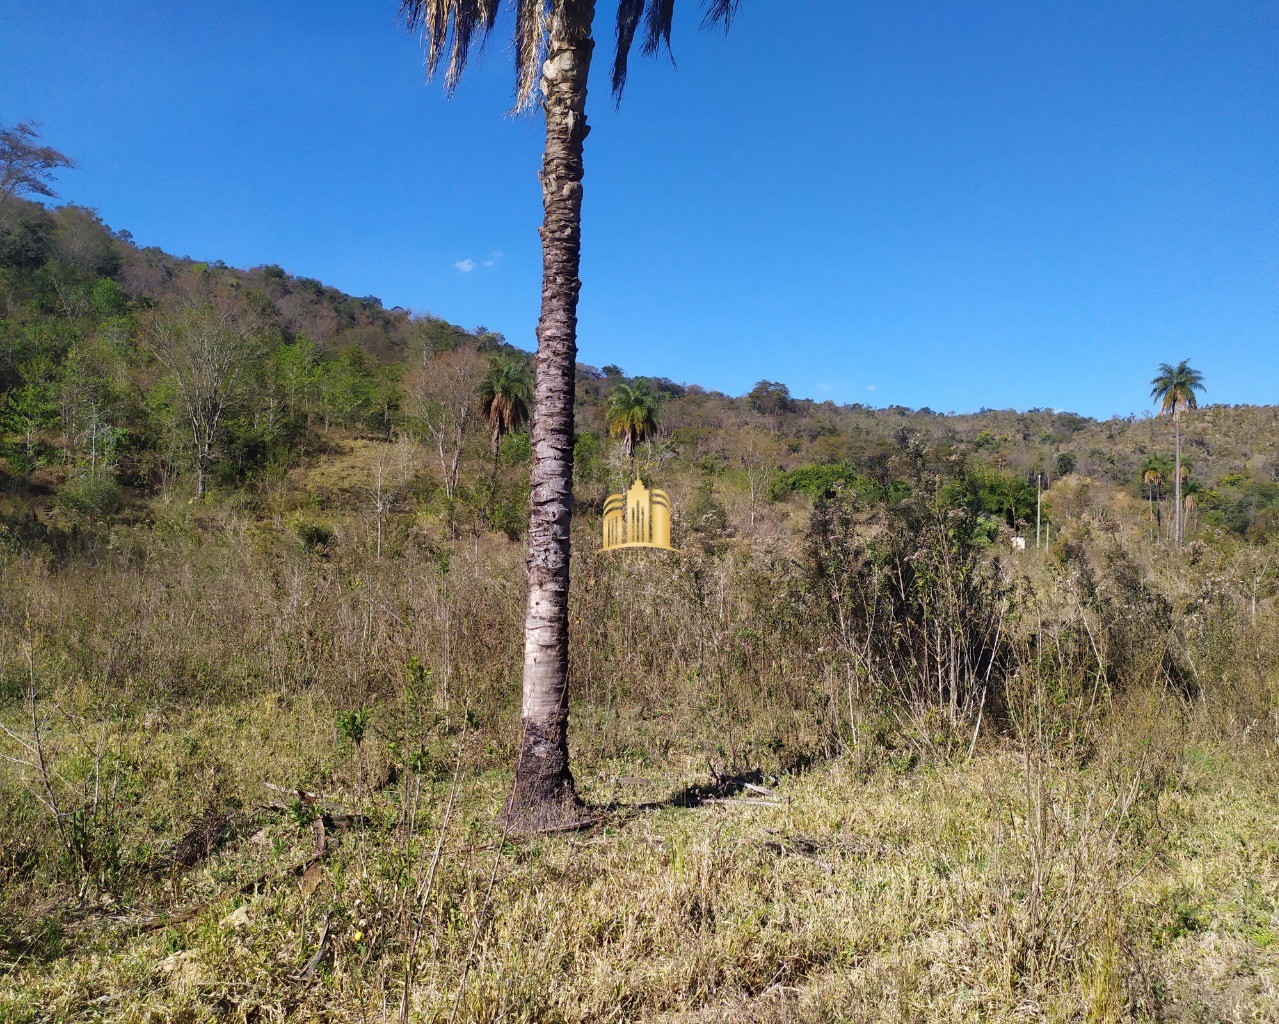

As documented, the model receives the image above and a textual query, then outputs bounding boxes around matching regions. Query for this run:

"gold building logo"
[602,477,675,552]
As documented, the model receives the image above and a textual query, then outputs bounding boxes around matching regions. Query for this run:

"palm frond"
[1150,358,1205,414]
[479,354,533,441]
[400,0,501,94]
[613,0,743,101]
[405,0,745,106]
[611,0,647,98]
[605,380,661,454]
[642,0,676,57]
[700,0,740,30]
[515,0,551,110]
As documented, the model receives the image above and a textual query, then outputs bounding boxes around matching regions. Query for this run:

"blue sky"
[3,1,1276,418]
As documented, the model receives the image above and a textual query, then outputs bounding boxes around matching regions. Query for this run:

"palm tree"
[1150,359,1205,545]
[399,0,742,829]
[1182,480,1199,536]
[477,355,533,476]
[605,380,661,479]
[1139,458,1166,539]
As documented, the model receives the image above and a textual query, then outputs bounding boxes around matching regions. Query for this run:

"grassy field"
[2,654,1277,1020]
[2,482,1277,1022]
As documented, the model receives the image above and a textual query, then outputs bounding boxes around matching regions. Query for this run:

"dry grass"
[1,699,1276,1022]
[2,498,1277,1022]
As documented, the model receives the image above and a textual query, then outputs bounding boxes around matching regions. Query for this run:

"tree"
[145,301,264,499]
[0,200,54,271]
[50,206,119,276]
[0,121,75,202]
[404,348,484,507]
[1139,456,1168,540]
[606,380,661,478]
[477,355,533,474]
[1150,359,1205,544]
[732,424,782,530]
[1231,544,1278,620]
[747,379,793,417]
[399,0,742,829]
[273,337,323,424]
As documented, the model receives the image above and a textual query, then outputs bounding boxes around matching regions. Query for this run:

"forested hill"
[2,196,1277,546]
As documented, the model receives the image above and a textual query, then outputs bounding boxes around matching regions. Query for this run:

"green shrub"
[292,516,336,550]
[55,474,123,517]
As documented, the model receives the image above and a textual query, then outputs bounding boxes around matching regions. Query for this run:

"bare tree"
[404,348,483,505]
[1231,545,1278,621]
[734,425,782,530]
[145,301,264,498]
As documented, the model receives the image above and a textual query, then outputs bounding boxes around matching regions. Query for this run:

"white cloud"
[865,384,877,391]
[454,259,475,273]
[815,383,833,393]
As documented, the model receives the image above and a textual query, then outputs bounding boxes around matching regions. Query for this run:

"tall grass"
[1,490,1277,1020]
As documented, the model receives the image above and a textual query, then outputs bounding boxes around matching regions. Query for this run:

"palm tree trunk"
[502,0,595,830]
[1174,411,1182,545]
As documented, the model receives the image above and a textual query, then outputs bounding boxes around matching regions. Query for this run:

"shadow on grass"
[595,768,769,817]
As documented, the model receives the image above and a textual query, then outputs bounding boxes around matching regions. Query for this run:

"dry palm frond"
[515,0,551,110]
[399,0,502,95]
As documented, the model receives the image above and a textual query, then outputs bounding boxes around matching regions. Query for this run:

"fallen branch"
[293,911,332,981]
[702,798,781,807]
[258,800,372,829]
[261,782,375,815]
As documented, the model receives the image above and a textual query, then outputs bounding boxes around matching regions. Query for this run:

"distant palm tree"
[606,380,661,478]
[1139,456,1168,539]
[398,0,743,829]
[1182,481,1199,536]
[1150,359,1205,544]
[477,355,533,475]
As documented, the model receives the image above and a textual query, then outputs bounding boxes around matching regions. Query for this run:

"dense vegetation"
[2,185,1278,1020]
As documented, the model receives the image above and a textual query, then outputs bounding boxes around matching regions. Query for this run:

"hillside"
[3,197,1277,549]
